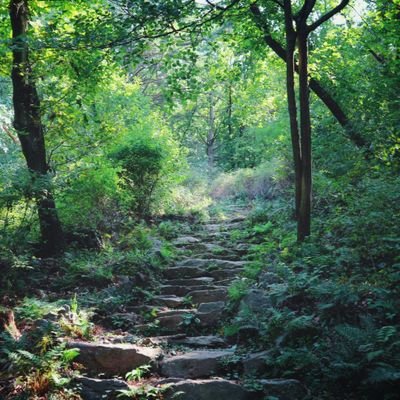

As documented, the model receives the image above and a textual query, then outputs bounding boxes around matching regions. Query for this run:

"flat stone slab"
[203,222,243,232]
[157,314,185,331]
[177,258,247,269]
[159,285,201,296]
[157,309,197,318]
[160,350,234,378]
[163,266,205,280]
[187,288,228,304]
[208,268,244,280]
[165,277,215,286]
[168,335,228,348]
[75,377,129,400]
[186,243,229,253]
[197,301,225,313]
[68,341,162,375]
[164,379,254,400]
[173,236,200,246]
[152,295,186,308]
[156,310,198,331]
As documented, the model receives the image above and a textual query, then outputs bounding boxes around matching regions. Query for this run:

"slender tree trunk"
[283,1,302,220]
[227,83,233,139]
[207,93,216,173]
[297,31,312,240]
[249,4,366,149]
[10,0,64,255]
[286,36,302,219]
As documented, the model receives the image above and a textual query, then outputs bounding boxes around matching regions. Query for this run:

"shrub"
[210,160,288,201]
[57,160,122,230]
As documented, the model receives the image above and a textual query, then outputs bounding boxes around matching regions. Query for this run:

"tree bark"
[297,31,312,240]
[283,3,302,219]
[10,0,65,255]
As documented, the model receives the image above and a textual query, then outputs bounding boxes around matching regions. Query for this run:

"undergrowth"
[226,173,400,399]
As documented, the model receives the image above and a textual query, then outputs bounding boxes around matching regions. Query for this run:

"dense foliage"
[0,0,399,399]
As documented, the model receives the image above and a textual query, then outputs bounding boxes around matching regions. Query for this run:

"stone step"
[74,376,129,400]
[177,258,247,269]
[163,379,255,400]
[187,288,228,304]
[160,349,235,378]
[182,242,231,253]
[160,285,214,296]
[163,378,305,400]
[157,314,188,331]
[166,335,228,348]
[156,303,225,330]
[208,268,244,280]
[198,231,231,240]
[202,222,244,232]
[173,236,201,247]
[165,277,215,286]
[156,308,197,318]
[152,295,187,308]
[162,266,205,280]
[197,301,225,314]
[186,252,242,261]
[67,341,162,376]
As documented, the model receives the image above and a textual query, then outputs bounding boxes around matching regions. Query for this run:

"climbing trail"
[70,205,304,399]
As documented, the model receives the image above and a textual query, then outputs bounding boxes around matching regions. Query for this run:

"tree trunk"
[297,31,312,240]
[286,36,302,219]
[249,4,367,149]
[10,0,64,255]
[283,0,302,220]
[207,93,216,173]
[227,83,233,139]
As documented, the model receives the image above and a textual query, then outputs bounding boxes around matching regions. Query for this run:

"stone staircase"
[70,206,305,400]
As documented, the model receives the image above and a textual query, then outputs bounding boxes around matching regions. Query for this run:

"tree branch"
[295,0,317,23]
[308,0,350,32]
[249,4,367,148]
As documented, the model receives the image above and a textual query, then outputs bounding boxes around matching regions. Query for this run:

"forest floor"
[2,196,399,400]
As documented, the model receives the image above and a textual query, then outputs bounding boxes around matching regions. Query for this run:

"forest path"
[71,205,304,399]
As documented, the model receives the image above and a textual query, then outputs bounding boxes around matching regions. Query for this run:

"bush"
[57,160,122,230]
[210,160,288,201]
[110,137,166,217]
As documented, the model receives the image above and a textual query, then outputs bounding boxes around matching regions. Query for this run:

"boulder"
[196,302,226,327]
[75,377,129,400]
[240,289,271,314]
[242,351,270,376]
[160,350,234,378]
[68,341,162,376]
[259,272,284,287]
[236,325,261,345]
